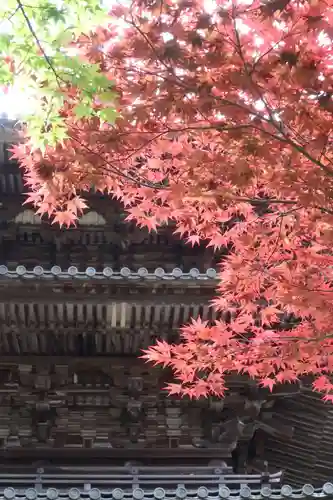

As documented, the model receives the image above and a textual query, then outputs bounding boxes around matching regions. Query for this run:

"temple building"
[0,119,333,498]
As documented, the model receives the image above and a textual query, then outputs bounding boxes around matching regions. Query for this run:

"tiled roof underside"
[0,266,219,355]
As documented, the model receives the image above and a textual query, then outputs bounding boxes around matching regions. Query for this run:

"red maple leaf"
[260,378,276,392]
[52,211,77,228]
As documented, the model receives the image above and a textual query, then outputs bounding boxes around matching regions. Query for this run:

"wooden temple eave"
[0,464,283,484]
[0,356,299,462]
[0,272,217,304]
[0,173,221,274]
[0,210,220,273]
[0,266,219,356]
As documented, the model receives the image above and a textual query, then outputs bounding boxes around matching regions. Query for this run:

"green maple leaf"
[98,90,116,103]
[99,107,118,123]
[74,102,92,119]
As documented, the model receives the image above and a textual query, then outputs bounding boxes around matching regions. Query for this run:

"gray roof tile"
[0,266,218,281]
[1,484,333,500]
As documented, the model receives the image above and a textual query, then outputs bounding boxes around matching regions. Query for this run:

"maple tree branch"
[267,332,333,343]
[70,113,333,218]
[70,119,333,215]
[250,26,302,75]
[16,0,64,86]
[265,216,284,267]
[231,11,283,133]
[192,89,333,179]
[166,124,253,133]
[233,197,333,216]
[126,16,189,91]
[252,121,333,176]
[70,122,259,189]
[234,197,296,205]
[117,5,333,190]
[272,130,333,175]
[114,14,333,180]
[230,12,333,178]
[69,130,168,190]
[173,121,333,185]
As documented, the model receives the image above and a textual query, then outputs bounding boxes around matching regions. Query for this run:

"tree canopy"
[9,0,333,400]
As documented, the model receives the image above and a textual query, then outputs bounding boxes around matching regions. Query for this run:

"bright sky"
[0,87,35,120]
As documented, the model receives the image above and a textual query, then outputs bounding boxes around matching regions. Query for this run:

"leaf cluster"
[0,0,117,149]
[11,0,333,400]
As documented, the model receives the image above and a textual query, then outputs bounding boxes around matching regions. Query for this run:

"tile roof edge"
[0,265,219,281]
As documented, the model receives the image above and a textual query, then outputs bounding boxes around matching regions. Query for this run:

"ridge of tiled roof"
[0,265,218,281]
[1,483,333,500]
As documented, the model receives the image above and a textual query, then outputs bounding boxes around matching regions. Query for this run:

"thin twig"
[1,5,20,25]
[16,0,65,85]
[69,131,167,189]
